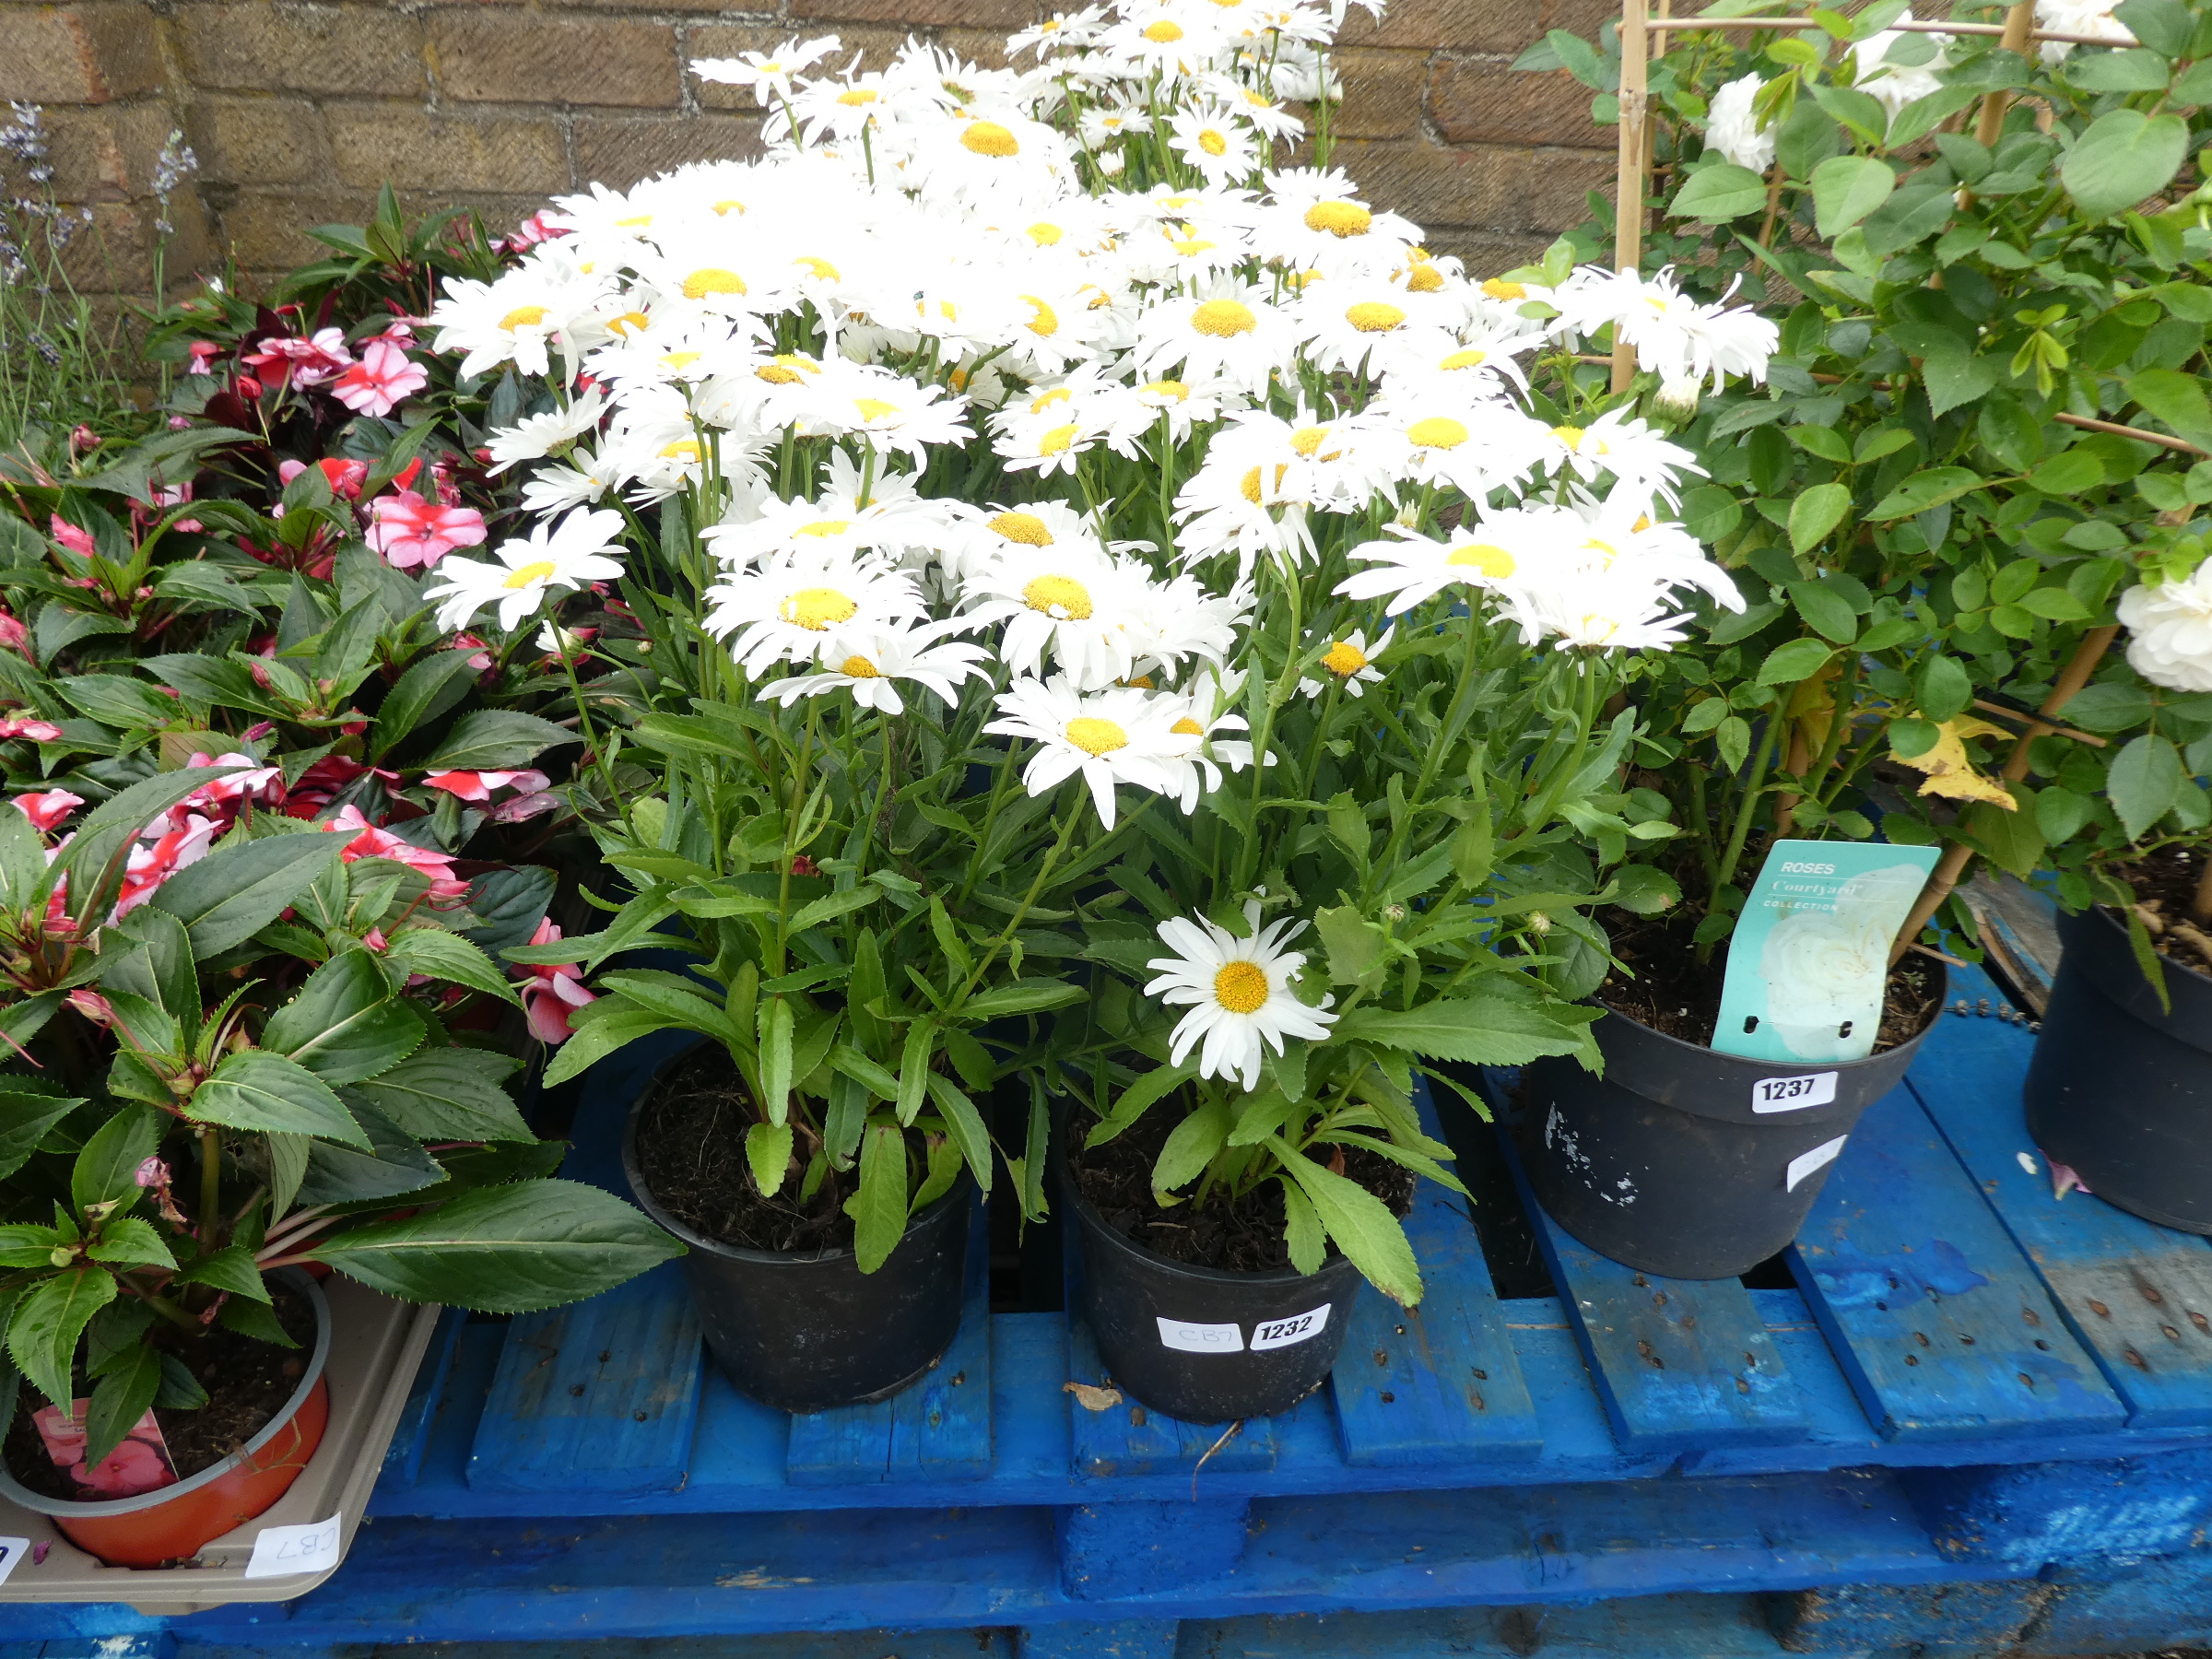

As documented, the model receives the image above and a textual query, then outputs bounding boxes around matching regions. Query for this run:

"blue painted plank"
[1330,1081,1542,1467]
[465,1260,703,1496]
[1788,1083,2128,1441]
[786,1190,994,1484]
[379,1305,466,1486]
[1330,1189,1543,1466]
[1064,1312,1280,1477]
[1488,1085,1808,1453]
[1908,965,2212,1430]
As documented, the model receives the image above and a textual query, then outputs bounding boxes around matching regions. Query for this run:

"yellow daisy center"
[838,88,878,105]
[1144,379,1191,401]
[1303,200,1371,237]
[502,560,558,590]
[794,255,841,280]
[1322,640,1369,677]
[1406,265,1446,292]
[1197,128,1229,157]
[1143,18,1185,40]
[659,439,701,461]
[661,351,701,369]
[990,511,1053,546]
[1022,296,1060,336]
[1028,222,1065,245]
[1482,278,1527,300]
[781,587,859,630]
[1289,426,1329,457]
[682,267,747,300]
[1241,466,1265,505]
[606,311,651,336]
[1446,543,1515,577]
[713,199,745,216]
[1347,300,1406,334]
[840,655,879,678]
[616,215,653,229]
[1172,238,1219,256]
[1039,423,1079,454]
[1551,425,1586,451]
[757,364,804,384]
[1031,386,1074,410]
[1024,574,1093,618]
[1407,417,1469,450]
[794,519,851,538]
[853,397,900,421]
[1065,716,1129,756]
[961,121,1020,157]
[1213,959,1270,1013]
[499,305,549,330]
[1171,716,1204,735]
[1440,347,1488,371]
[1191,299,1258,337]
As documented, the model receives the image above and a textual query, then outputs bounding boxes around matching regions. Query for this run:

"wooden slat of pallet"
[1330,1185,1543,1466]
[1788,1081,2129,1442]
[466,1028,706,1496]
[1488,1089,1809,1453]
[786,1190,994,1484]
[1909,967,2212,1430]
[1064,1312,1281,1477]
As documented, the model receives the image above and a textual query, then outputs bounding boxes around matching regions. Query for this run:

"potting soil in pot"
[635,1045,860,1253]
[3,1282,317,1503]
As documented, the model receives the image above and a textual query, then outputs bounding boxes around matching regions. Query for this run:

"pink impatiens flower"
[0,719,64,743]
[13,789,82,832]
[332,339,429,418]
[365,488,487,571]
[277,457,370,501]
[321,805,471,901]
[517,918,594,1043]
[245,326,354,389]
[49,516,94,558]
[421,769,548,804]
[112,814,220,919]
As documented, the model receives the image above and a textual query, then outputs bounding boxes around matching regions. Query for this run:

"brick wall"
[2,0,1615,307]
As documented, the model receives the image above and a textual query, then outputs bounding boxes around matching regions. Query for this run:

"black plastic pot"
[2026,906,2212,1235]
[1058,1125,1367,1424]
[620,1055,972,1414]
[1512,964,1946,1279]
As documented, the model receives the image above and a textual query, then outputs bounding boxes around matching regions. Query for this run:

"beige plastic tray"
[0,1276,441,1613]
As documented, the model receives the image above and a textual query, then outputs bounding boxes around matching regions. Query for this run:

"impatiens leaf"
[192,1050,371,1147]
[9,1268,115,1409]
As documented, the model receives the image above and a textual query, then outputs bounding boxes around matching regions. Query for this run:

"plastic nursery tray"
[0,1276,441,1614]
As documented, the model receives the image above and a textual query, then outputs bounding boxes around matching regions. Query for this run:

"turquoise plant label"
[1713,840,1941,1066]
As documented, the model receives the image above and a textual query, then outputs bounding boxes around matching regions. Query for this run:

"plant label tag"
[1157,1317,1243,1354]
[1786,1135,1851,1193]
[1712,840,1940,1065]
[1251,1304,1331,1352]
[0,1537,29,1586]
[243,1514,343,1580]
[1753,1071,1839,1113]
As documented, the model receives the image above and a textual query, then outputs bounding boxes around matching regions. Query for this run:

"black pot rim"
[1057,1115,1360,1291]
[2088,900,2212,988]
[619,1041,971,1269]
[1585,959,1948,1071]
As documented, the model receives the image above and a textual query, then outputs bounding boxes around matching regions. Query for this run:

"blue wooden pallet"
[6,963,2212,1648]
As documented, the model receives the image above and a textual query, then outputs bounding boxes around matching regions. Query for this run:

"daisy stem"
[858,712,896,877]
[958,738,1023,906]
[1379,601,1486,876]
[558,645,622,818]
[947,795,1083,1015]
[773,705,821,974]
[1232,554,1305,894]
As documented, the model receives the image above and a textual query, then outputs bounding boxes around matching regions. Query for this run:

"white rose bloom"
[2035,0,2136,62]
[2119,568,2212,693]
[1853,26,1952,120]
[1706,74,1774,172]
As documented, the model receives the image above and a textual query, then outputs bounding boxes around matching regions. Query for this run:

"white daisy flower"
[983,677,1194,829]
[1298,624,1394,699]
[1168,104,1261,187]
[704,553,931,677]
[485,390,608,474]
[691,35,843,102]
[425,509,627,633]
[1134,280,1298,399]
[1143,900,1339,1091]
[758,622,994,714]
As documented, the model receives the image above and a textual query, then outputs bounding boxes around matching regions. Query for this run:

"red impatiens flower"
[364,488,487,571]
[332,338,429,418]
[113,814,220,919]
[321,806,471,901]
[186,342,223,375]
[517,918,594,1044]
[0,719,64,743]
[12,790,82,832]
[277,457,370,502]
[421,768,549,804]
[245,326,354,389]
[284,755,401,819]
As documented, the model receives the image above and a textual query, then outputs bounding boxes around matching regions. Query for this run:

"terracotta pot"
[0,1269,332,1569]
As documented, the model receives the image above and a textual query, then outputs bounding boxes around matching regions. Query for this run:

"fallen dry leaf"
[1064,1381,1124,1412]
[1892,715,2018,809]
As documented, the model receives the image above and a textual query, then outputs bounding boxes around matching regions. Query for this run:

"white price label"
[1156,1317,1243,1355]
[243,1514,343,1580]
[1753,1071,1839,1113]
[0,1536,29,1586]
[1251,1304,1331,1352]
[1785,1135,1851,1192]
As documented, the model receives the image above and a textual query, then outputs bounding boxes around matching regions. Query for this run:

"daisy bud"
[1383,903,1407,923]
[1653,373,1702,423]
[1527,911,1553,935]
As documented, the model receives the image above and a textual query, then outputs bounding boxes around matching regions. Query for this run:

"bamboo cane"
[1612,0,1653,394]
[1975,2,2040,147]
[1888,626,2121,964]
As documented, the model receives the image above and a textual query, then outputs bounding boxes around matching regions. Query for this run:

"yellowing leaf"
[1891,716,2017,809]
